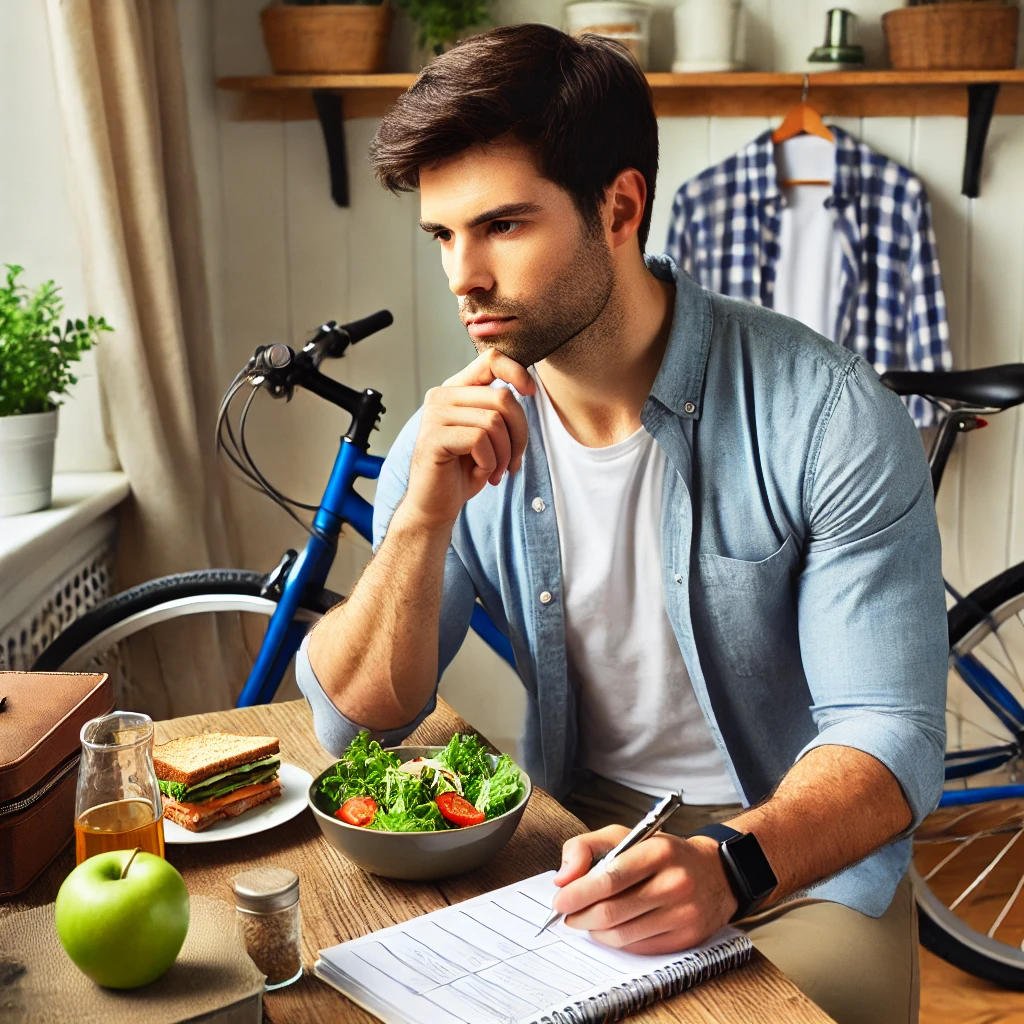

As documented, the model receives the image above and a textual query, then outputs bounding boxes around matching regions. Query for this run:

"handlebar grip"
[341,309,393,345]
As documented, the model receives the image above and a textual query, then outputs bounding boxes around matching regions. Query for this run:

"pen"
[534,790,684,936]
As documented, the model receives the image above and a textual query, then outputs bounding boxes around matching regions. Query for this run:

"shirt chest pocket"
[696,534,801,679]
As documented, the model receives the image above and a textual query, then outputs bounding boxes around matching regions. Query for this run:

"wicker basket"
[260,2,393,75]
[883,2,1020,69]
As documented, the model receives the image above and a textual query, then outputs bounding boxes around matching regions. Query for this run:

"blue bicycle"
[34,316,1024,985]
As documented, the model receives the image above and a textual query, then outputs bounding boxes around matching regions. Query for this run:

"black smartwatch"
[688,823,777,921]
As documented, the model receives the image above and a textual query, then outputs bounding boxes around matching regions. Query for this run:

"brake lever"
[250,343,296,399]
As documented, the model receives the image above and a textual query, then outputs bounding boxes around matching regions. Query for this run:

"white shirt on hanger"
[529,367,740,803]
[772,134,844,341]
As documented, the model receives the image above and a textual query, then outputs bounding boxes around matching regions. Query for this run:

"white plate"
[163,762,313,844]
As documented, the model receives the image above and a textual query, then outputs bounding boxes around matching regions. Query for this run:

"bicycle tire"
[32,569,343,673]
[913,558,1024,987]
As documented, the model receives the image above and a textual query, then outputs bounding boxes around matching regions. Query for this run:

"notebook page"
[316,870,748,1024]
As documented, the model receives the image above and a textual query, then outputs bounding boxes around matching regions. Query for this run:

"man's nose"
[446,241,495,298]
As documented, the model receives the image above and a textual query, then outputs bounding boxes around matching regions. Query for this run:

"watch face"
[726,832,777,899]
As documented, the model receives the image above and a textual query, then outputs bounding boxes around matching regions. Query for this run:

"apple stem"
[120,846,142,879]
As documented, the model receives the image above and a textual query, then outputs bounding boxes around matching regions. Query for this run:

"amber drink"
[75,798,165,863]
[75,712,165,864]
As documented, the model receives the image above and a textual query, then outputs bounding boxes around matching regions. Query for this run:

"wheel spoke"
[988,869,1024,939]
[945,710,1009,747]
[949,829,1024,912]
[923,834,979,881]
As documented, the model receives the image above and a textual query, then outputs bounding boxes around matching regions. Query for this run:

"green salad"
[318,731,525,832]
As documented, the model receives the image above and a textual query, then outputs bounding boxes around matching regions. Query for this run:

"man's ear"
[605,169,647,249]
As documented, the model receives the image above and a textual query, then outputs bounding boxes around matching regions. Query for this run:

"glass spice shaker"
[232,867,303,990]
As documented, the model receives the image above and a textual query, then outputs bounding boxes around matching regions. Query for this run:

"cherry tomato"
[435,791,485,828]
[335,796,377,827]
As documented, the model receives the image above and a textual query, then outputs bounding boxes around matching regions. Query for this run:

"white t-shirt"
[772,134,844,341]
[530,368,740,804]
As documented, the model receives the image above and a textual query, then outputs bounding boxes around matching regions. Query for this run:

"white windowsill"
[0,472,130,609]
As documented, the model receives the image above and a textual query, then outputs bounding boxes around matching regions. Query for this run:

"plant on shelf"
[390,0,491,55]
[0,264,111,515]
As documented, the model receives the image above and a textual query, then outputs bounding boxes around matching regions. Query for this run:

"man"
[296,24,947,1024]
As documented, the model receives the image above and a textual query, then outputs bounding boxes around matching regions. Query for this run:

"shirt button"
[674,574,683,584]
[531,497,546,512]
[539,590,553,605]
[684,401,696,415]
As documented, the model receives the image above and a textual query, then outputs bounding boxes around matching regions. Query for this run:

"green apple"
[55,848,190,989]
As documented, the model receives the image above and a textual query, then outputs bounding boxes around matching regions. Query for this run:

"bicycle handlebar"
[242,310,393,448]
[341,309,394,346]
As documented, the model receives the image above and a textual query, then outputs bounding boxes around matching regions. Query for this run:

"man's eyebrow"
[419,201,543,234]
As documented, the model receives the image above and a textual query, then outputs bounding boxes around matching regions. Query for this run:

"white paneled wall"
[195,0,1024,754]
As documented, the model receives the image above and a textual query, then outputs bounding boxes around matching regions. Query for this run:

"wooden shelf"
[215,69,1024,205]
[217,69,1024,120]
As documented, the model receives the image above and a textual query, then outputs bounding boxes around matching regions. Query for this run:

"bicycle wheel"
[912,561,1024,987]
[32,569,343,703]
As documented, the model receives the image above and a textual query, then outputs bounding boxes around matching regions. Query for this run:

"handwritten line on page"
[463,903,560,950]
[316,870,750,1024]
[436,911,528,960]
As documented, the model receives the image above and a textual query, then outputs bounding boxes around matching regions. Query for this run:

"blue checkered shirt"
[665,126,952,426]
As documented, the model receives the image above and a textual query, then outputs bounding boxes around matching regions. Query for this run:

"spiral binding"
[534,933,753,1024]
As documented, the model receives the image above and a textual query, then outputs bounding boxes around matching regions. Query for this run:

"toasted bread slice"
[161,778,282,832]
[154,732,280,786]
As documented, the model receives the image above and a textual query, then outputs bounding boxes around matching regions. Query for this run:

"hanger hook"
[802,74,809,104]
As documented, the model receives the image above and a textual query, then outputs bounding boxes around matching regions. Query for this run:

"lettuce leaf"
[436,734,490,778]
[479,754,524,819]
[318,731,400,811]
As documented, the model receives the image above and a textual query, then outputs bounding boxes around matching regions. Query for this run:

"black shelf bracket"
[962,83,1000,199]
[312,89,349,208]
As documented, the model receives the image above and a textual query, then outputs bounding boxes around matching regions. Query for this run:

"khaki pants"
[562,772,919,1024]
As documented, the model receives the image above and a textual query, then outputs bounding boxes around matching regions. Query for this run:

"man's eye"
[491,220,522,235]
[432,229,452,242]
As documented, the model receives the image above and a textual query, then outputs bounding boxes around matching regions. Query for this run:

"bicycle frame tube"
[951,652,1024,736]
[237,425,519,706]
[236,438,382,707]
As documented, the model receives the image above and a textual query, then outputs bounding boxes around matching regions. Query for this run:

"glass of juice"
[74,711,165,863]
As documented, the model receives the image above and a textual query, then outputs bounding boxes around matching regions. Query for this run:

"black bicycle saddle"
[880,364,1024,410]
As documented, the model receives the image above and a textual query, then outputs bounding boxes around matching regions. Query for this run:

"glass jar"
[74,711,165,864]
[232,867,303,990]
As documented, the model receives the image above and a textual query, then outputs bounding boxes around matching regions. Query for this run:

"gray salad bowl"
[307,745,532,881]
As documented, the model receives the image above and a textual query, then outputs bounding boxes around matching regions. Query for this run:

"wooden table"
[15,699,834,1023]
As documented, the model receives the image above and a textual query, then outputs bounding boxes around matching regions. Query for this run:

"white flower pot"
[0,409,59,516]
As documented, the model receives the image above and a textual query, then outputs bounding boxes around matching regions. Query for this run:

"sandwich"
[154,732,282,832]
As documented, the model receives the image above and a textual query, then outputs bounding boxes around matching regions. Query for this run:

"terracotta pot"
[261,2,393,74]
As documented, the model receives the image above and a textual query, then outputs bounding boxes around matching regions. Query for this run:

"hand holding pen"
[536,791,683,936]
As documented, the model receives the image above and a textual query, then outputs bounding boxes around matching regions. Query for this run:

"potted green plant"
[261,0,394,74]
[0,265,111,516]
[392,0,491,56]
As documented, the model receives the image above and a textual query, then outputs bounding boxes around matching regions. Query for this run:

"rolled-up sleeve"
[795,359,947,833]
[295,408,477,757]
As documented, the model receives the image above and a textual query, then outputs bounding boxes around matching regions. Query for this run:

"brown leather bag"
[0,672,113,898]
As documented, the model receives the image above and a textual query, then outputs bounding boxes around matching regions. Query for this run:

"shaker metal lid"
[232,866,299,913]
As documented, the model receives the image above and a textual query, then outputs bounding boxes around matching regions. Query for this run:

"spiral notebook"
[314,870,752,1024]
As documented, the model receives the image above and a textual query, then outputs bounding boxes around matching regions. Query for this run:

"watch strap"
[689,823,742,844]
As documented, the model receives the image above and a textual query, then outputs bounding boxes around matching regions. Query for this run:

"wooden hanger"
[772,75,834,187]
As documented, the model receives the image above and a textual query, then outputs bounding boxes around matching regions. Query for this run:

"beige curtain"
[45,0,249,717]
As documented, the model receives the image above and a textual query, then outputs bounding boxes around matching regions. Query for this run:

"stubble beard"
[462,217,619,368]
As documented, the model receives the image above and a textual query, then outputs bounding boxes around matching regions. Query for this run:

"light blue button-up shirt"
[297,256,947,918]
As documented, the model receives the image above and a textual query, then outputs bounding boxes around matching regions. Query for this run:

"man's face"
[419,141,615,366]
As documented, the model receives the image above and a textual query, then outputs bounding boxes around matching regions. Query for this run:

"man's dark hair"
[369,24,659,249]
